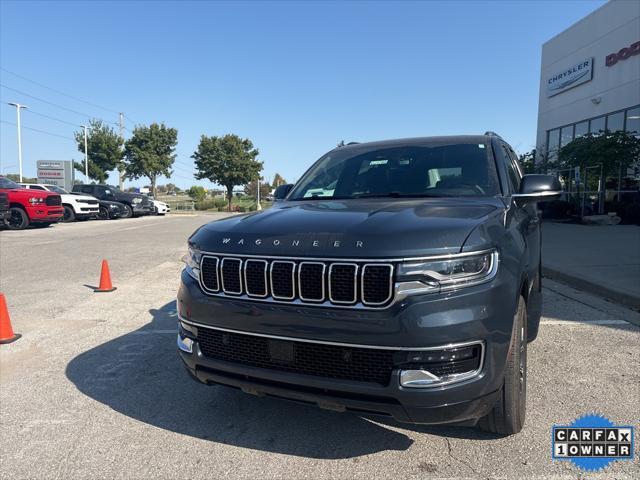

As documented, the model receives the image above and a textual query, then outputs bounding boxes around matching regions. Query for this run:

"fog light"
[177,334,194,353]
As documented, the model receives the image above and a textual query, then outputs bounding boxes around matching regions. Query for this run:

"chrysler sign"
[546,58,593,97]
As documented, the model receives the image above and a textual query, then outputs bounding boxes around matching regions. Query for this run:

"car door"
[501,142,541,290]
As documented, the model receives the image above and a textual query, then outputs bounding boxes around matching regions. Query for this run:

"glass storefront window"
[574,121,588,138]
[626,107,640,135]
[547,128,560,163]
[606,111,624,132]
[590,116,605,135]
[560,125,574,147]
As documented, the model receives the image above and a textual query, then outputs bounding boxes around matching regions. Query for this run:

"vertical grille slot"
[329,263,358,304]
[361,264,393,306]
[244,259,268,297]
[270,261,295,300]
[298,262,325,302]
[221,258,243,294]
[200,256,220,292]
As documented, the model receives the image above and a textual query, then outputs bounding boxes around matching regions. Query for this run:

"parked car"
[0,191,9,226]
[94,198,126,220]
[72,184,153,217]
[0,176,64,229]
[177,133,562,436]
[20,183,99,222]
[148,196,170,215]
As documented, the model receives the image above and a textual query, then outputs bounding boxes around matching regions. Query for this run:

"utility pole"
[80,125,89,182]
[7,102,28,182]
[119,112,125,190]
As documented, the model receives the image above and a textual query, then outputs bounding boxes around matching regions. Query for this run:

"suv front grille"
[199,255,394,308]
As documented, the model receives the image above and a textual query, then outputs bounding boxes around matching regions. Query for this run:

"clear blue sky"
[0,0,606,190]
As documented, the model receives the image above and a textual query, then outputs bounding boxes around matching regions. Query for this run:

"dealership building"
[536,0,640,167]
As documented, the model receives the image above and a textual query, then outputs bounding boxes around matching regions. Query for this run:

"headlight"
[183,245,202,281]
[132,197,142,204]
[396,250,498,298]
[109,204,118,209]
[28,197,44,205]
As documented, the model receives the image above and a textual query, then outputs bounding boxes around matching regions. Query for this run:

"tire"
[6,207,29,230]
[478,296,527,436]
[121,204,133,218]
[62,205,75,223]
[97,206,110,220]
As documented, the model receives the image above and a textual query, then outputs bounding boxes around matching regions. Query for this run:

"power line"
[1,119,75,142]
[26,109,83,128]
[0,67,121,115]
[0,83,118,125]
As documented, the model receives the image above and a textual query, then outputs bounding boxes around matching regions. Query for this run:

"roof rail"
[484,131,503,139]
[346,141,360,145]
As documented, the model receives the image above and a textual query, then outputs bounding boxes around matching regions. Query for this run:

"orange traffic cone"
[95,259,117,293]
[0,293,21,344]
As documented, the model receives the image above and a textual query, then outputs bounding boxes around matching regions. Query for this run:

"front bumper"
[26,205,64,222]
[177,268,518,425]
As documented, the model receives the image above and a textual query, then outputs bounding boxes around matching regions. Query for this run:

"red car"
[0,176,64,230]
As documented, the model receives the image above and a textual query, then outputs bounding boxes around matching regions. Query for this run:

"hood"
[114,191,146,201]
[1,187,54,199]
[190,198,505,258]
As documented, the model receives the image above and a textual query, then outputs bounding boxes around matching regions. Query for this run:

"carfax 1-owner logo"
[552,414,635,472]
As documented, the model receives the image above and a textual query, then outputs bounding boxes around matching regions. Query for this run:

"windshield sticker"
[369,160,388,165]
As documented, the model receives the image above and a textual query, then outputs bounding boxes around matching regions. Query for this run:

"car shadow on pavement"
[67,301,426,459]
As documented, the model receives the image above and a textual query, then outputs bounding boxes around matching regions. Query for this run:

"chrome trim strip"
[199,255,220,293]
[269,260,296,300]
[179,313,484,352]
[221,257,243,295]
[361,264,394,306]
[298,261,326,302]
[244,259,268,298]
[328,263,358,305]
[197,248,494,264]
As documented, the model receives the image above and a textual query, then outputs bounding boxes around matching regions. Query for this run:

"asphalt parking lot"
[1,213,639,479]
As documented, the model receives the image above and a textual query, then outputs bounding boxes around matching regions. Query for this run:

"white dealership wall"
[536,0,640,164]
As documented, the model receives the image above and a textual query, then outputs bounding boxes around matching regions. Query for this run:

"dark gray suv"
[177,133,561,435]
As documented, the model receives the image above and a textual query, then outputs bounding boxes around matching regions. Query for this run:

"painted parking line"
[541,319,631,325]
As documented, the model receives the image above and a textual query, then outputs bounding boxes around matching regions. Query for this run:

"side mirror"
[273,184,294,202]
[513,174,562,205]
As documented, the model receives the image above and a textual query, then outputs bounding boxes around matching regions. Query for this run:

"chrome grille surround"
[220,258,243,295]
[198,253,394,309]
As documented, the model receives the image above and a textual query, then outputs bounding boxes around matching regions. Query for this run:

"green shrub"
[214,198,227,209]
[195,199,215,211]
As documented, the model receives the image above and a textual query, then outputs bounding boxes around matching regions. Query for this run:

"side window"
[31,185,46,190]
[501,144,520,194]
[81,186,93,194]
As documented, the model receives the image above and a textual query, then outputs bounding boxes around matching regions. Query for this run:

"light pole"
[256,176,262,211]
[7,102,28,182]
[80,124,89,181]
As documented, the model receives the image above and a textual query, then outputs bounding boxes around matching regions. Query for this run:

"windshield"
[47,185,68,194]
[288,142,501,200]
[0,177,20,189]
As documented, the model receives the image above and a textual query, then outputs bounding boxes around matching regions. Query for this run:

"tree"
[123,123,178,196]
[518,149,538,174]
[74,119,124,182]
[192,134,262,211]
[187,185,206,201]
[558,131,640,184]
[272,173,288,189]
[245,178,271,198]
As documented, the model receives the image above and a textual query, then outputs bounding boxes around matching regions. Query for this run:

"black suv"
[72,184,153,217]
[177,134,561,435]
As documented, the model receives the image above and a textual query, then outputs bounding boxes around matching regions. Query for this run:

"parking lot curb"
[542,266,640,312]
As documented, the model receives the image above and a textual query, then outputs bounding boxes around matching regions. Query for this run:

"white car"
[20,183,99,222]
[151,199,170,215]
